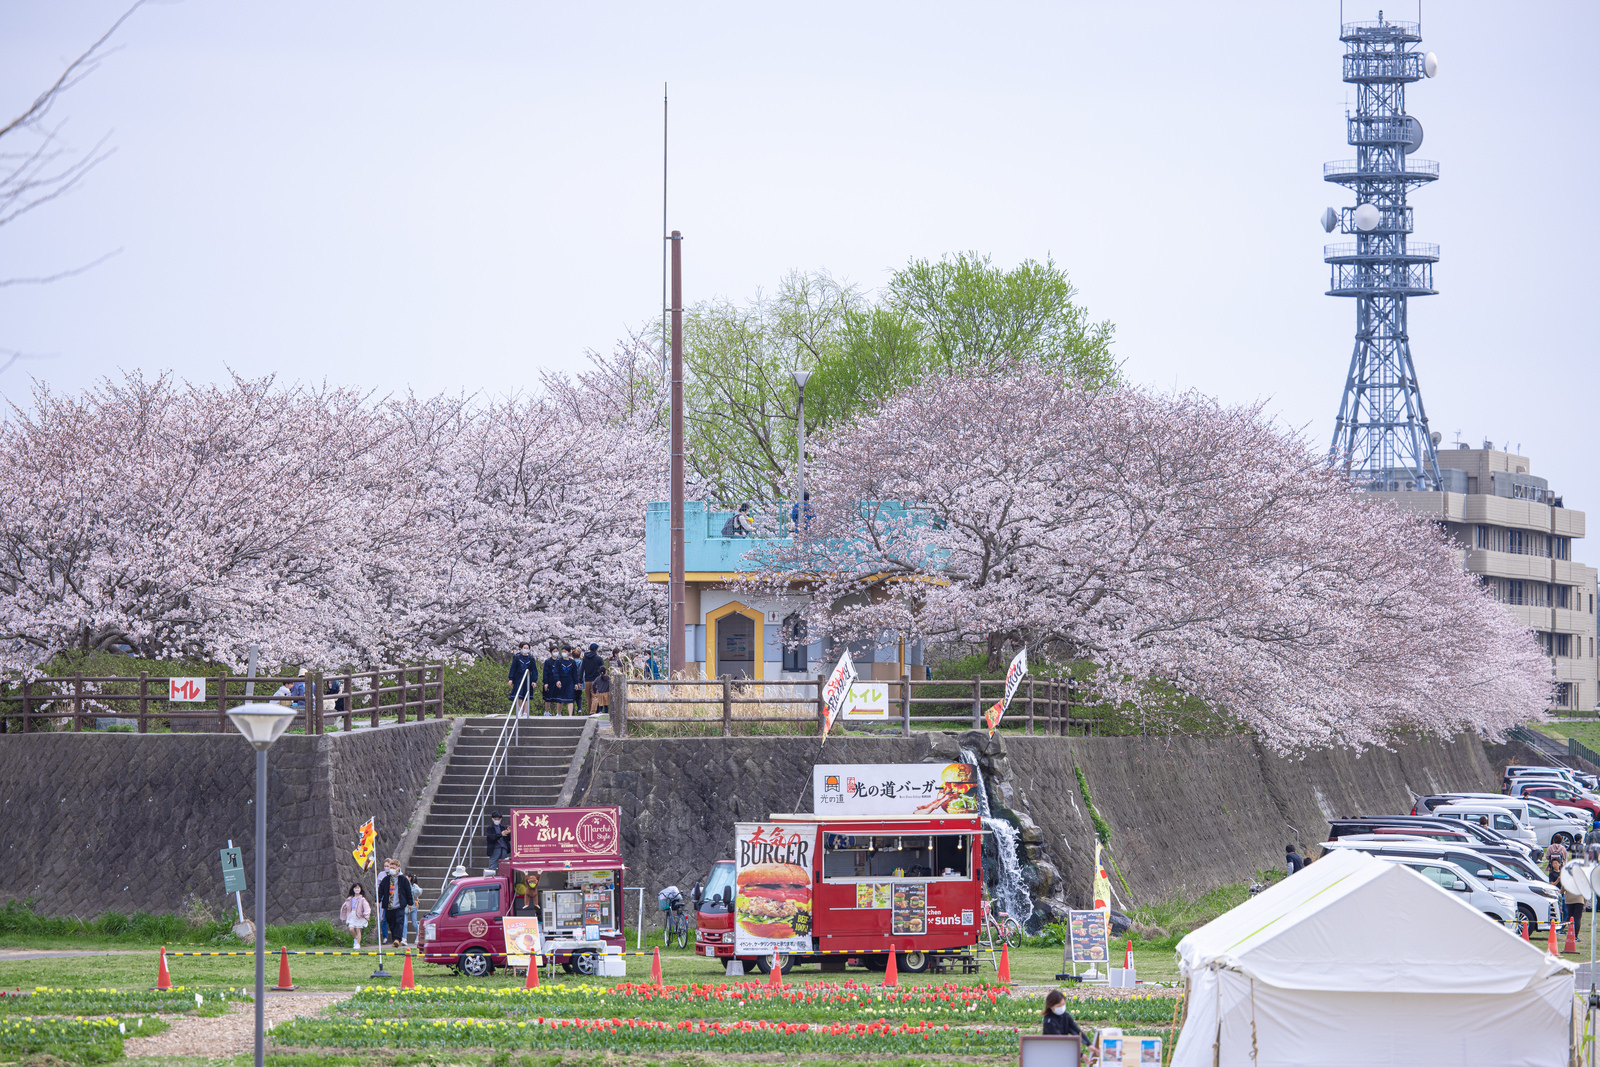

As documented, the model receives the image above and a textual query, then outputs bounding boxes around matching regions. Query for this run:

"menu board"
[1068,910,1109,963]
[853,882,895,909]
[891,882,927,935]
[501,916,543,967]
[544,889,585,929]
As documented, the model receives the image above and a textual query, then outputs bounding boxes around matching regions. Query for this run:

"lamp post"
[227,703,297,1067]
[792,370,812,512]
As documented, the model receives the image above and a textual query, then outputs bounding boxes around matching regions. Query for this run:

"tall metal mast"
[1325,11,1441,491]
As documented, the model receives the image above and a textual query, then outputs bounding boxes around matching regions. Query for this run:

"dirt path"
[0,949,147,961]
[123,993,350,1058]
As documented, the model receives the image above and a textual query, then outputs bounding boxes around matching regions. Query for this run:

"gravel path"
[123,993,350,1058]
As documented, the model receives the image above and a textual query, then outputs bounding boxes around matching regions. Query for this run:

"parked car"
[1506,769,1600,801]
[1431,804,1538,846]
[1323,839,1561,927]
[1510,781,1600,821]
[1414,793,1589,848]
[1389,857,1517,923]
[1327,816,1539,860]
[1503,765,1599,792]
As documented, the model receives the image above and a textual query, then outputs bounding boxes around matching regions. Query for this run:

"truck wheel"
[459,949,494,977]
[572,950,599,976]
[897,950,931,974]
[750,953,795,974]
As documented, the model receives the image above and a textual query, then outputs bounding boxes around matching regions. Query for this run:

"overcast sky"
[1,2,1596,554]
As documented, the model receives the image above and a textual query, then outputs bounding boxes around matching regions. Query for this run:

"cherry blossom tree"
[754,367,1552,751]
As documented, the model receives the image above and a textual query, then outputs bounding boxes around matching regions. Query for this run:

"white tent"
[1171,848,1574,1067]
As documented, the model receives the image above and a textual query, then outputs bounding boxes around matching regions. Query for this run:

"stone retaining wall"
[0,719,450,923]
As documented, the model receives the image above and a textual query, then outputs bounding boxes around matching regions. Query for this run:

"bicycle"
[664,898,692,950]
[983,895,1022,949]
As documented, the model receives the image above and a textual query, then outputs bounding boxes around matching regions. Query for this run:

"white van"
[1393,857,1517,923]
[1436,794,1588,848]
[1432,803,1537,846]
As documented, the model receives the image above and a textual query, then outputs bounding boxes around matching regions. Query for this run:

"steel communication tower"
[1325,12,1441,490]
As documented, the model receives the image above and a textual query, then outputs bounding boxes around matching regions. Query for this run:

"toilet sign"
[169,677,206,702]
[219,846,246,894]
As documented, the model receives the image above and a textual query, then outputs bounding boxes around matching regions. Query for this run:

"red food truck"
[420,805,627,977]
[694,811,985,973]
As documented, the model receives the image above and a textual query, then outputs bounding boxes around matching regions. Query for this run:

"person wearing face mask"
[508,641,537,717]
[1041,989,1084,1037]
[376,858,413,949]
[485,811,510,874]
[339,883,371,950]
[550,647,578,714]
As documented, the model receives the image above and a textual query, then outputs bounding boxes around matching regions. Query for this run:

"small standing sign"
[219,846,246,893]
[169,677,207,702]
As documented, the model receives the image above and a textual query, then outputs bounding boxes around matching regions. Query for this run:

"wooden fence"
[608,673,1099,738]
[0,665,444,735]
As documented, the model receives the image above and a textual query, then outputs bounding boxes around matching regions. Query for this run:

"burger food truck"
[421,805,626,977]
[694,763,986,973]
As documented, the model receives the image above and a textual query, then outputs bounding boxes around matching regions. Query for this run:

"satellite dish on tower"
[1353,203,1381,232]
[1403,117,1424,154]
[1320,207,1339,233]
[1423,52,1439,78]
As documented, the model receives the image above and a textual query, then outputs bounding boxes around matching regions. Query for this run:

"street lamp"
[792,370,812,510]
[227,702,297,1067]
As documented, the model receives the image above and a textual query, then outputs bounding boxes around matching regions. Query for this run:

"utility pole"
[792,370,811,505]
[669,230,686,678]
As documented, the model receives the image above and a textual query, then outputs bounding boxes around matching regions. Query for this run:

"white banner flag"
[984,648,1029,736]
[819,651,858,741]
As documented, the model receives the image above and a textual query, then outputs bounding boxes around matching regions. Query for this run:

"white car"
[1324,839,1559,928]
[1394,857,1517,923]
[1432,804,1537,846]
[1435,794,1588,848]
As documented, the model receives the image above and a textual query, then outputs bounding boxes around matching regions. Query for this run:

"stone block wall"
[0,719,450,923]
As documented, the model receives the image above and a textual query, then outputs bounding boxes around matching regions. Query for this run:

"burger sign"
[813,763,981,816]
[733,823,817,954]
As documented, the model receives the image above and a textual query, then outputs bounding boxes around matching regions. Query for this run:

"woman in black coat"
[1041,990,1084,1037]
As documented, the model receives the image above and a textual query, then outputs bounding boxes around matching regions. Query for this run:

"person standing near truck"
[485,811,510,873]
[377,858,413,949]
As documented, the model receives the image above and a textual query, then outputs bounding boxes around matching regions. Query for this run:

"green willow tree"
[682,252,1115,503]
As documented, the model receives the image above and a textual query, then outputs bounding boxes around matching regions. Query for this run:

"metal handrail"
[1323,158,1439,178]
[1324,242,1439,261]
[442,676,527,888]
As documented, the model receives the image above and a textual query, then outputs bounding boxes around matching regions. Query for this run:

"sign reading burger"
[813,763,981,816]
[733,822,817,956]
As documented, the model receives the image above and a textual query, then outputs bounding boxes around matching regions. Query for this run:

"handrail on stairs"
[441,674,527,892]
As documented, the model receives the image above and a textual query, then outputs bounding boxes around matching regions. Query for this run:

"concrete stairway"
[405,715,591,902]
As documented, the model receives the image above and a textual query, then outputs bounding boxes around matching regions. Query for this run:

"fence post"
[72,673,84,732]
[399,664,411,725]
[311,671,324,734]
[370,669,380,729]
[815,673,827,736]
[343,672,353,731]
[215,671,226,732]
[1026,676,1035,736]
[971,676,980,731]
[611,672,628,738]
[138,672,149,734]
[900,674,911,737]
[722,675,733,737]
[434,664,445,719]
[20,677,30,734]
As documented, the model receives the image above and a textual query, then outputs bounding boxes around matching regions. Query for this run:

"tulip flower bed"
[272,1014,1019,1056]
[0,1015,168,1064]
[0,986,244,1017]
[338,980,1179,1026]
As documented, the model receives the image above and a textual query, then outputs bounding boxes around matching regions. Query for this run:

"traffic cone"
[998,942,1013,985]
[1547,911,1559,956]
[767,952,784,988]
[1565,921,1579,955]
[882,945,898,988]
[154,946,172,990]
[274,946,297,991]
[400,952,415,990]
[524,954,540,989]
[1125,939,1133,969]
[1521,920,1530,941]
[650,946,663,987]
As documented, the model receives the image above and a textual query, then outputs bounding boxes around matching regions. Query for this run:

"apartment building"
[1372,446,1600,711]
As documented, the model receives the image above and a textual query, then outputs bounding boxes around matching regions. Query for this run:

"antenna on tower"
[1325,16,1442,492]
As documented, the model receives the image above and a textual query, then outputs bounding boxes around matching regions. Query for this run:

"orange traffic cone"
[767,952,784,988]
[998,942,1013,984]
[400,952,415,990]
[1565,921,1579,955]
[155,946,172,990]
[1124,940,1133,969]
[1521,920,1530,941]
[1547,913,1559,956]
[882,945,898,988]
[650,946,663,987]
[524,953,540,989]
[274,946,297,991]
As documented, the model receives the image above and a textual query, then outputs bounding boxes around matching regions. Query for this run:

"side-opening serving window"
[821,833,971,880]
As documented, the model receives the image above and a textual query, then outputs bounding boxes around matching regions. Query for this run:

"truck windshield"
[700,861,735,912]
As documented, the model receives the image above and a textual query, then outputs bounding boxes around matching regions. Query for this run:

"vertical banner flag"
[353,818,376,870]
[732,822,816,957]
[819,650,858,741]
[1092,840,1112,914]
[984,648,1030,736]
